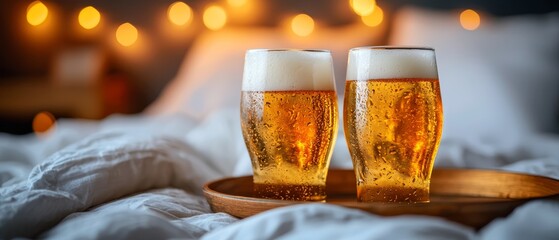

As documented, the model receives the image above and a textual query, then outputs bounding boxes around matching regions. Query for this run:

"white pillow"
[389,7,559,141]
[146,23,386,118]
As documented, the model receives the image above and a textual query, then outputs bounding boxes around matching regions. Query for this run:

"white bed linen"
[1,109,559,239]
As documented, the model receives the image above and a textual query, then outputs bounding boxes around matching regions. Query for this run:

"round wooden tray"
[203,168,559,229]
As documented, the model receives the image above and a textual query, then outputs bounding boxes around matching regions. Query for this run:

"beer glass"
[344,47,443,202]
[240,49,338,201]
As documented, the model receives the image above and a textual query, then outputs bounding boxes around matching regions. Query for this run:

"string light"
[227,0,248,7]
[460,9,481,30]
[33,111,55,134]
[203,5,227,30]
[27,1,48,26]
[116,23,138,47]
[168,2,193,26]
[78,6,101,30]
[350,0,376,17]
[291,14,314,37]
[361,6,383,27]
[225,0,261,24]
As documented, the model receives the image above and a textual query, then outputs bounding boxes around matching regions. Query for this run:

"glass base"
[357,186,429,203]
[254,183,326,201]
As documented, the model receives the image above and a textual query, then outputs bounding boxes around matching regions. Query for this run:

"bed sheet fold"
[1,110,558,239]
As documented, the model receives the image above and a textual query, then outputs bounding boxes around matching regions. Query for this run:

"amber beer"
[344,47,443,202]
[241,50,338,201]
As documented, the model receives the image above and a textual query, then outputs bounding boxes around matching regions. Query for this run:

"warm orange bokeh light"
[203,5,227,30]
[460,9,481,31]
[33,111,55,134]
[225,0,261,24]
[79,6,101,30]
[361,6,383,27]
[227,0,248,7]
[116,23,138,47]
[168,2,193,26]
[27,1,48,26]
[291,14,315,37]
[350,0,376,16]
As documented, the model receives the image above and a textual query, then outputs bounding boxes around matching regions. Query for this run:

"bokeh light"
[225,0,261,25]
[350,0,376,17]
[167,2,193,26]
[227,0,248,7]
[27,1,48,26]
[291,14,315,37]
[32,111,56,134]
[78,6,101,30]
[203,5,227,30]
[460,9,481,31]
[116,23,138,47]
[361,6,383,27]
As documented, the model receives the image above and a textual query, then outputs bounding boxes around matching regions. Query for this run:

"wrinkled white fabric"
[201,204,476,240]
[480,200,559,240]
[1,110,559,239]
[0,128,222,238]
[43,189,237,240]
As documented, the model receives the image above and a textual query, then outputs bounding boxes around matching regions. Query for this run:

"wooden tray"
[203,168,559,229]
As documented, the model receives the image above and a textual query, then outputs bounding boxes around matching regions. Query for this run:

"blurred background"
[0,0,558,135]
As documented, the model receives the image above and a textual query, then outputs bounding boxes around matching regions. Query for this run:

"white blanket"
[1,110,559,239]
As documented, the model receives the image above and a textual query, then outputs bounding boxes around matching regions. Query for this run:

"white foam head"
[346,46,438,81]
[242,49,336,91]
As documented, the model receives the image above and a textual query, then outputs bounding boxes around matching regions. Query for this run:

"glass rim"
[246,48,331,53]
[350,46,434,52]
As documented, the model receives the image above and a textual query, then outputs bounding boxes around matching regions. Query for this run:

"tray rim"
[203,168,559,229]
[204,168,559,205]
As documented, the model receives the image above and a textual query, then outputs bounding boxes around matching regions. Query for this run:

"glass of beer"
[344,46,443,203]
[240,49,338,201]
